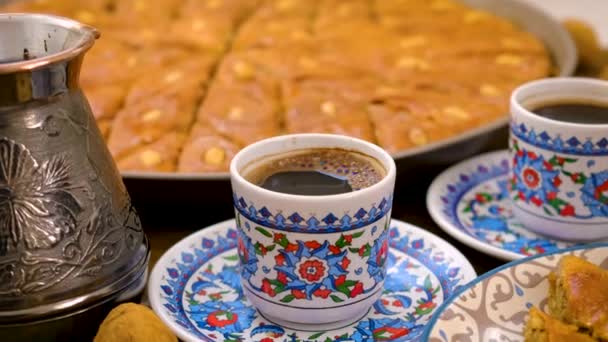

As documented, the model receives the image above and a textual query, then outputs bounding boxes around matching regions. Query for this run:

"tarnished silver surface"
[0,14,148,323]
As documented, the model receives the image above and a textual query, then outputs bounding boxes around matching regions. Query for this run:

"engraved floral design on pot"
[0,138,82,254]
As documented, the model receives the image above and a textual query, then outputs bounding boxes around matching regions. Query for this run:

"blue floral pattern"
[154,221,471,341]
[510,138,608,219]
[189,300,256,336]
[274,241,348,300]
[511,121,608,156]
[581,171,608,217]
[512,151,560,204]
[237,230,258,282]
[438,151,575,259]
[367,230,389,284]
[233,193,392,233]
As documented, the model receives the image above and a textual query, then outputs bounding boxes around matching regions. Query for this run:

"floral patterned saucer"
[422,243,608,342]
[148,219,476,342]
[427,150,578,261]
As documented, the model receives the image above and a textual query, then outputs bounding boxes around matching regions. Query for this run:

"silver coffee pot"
[0,13,149,341]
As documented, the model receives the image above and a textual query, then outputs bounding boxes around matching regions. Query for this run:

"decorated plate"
[148,219,476,342]
[427,150,579,261]
[422,243,608,342]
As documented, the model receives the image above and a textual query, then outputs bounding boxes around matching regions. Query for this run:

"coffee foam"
[241,148,386,191]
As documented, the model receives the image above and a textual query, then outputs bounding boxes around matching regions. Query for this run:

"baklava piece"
[234,16,313,50]
[166,15,235,54]
[84,84,128,122]
[548,255,608,340]
[107,86,201,160]
[178,124,240,173]
[124,59,213,106]
[178,0,260,23]
[282,79,375,141]
[524,306,595,342]
[80,39,136,88]
[314,0,374,33]
[115,132,186,173]
[198,81,281,147]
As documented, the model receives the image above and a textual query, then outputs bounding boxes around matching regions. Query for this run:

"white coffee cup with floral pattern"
[230,134,396,329]
[510,77,608,241]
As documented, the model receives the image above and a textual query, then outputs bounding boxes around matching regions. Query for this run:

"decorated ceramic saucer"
[148,219,476,342]
[422,243,608,341]
[427,150,578,261]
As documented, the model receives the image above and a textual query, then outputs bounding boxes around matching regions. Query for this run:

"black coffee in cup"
[531,100,608,124]
[241,148,386,196]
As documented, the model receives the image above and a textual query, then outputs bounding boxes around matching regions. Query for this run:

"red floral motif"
[560,204,575,216]
[206,311,238,328]
[340,256,351,270]
[277,271,288,285]
[377,239,389,266]
[530,196,543,207]
[209,293,223,300]
[335,275,346,287]
[298,259,326,283]
[518,191,526,201]
[275,253,285,266]
[553,176,562,187]
[313,288,331,298]
[292,289,306,299]
[253,230,369,303]
[238,237,248,261]
[419,302,436,310]
[571,173,582,182]
[372,327,410,340]
[261,279,276,297]
[304,241,321,250]
[595,180,608,201]
[522,168,540,188]
[350,282,364,298]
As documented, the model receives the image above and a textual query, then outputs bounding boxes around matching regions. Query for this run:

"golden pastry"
[199,80,281,147]
[108,86,201,160]
[548,255,608,340]
[4,0,552,174]
[178,124,240,172]
[563,19,604,73]
[94,303,177,342]
[84,84,128,121]
[524,306,595,342]
[115,132,187,172]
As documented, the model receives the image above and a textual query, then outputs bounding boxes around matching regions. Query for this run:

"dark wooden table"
[127,155,506,278]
